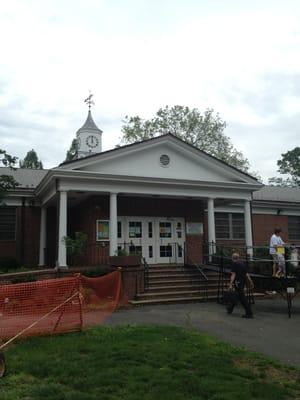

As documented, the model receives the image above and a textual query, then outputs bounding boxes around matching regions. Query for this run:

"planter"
[108,255,142,267]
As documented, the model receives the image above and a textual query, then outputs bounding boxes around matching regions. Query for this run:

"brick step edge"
[130,296,213,305]
[146,284,222,291]
[131,292,265,306]
[137,289,263,299]
[148,278,229,285]
[136,289,219,299]
[148,274,211,279]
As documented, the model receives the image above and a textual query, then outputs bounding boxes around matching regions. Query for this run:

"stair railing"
[186,256,208,301]
[142,257,150,290]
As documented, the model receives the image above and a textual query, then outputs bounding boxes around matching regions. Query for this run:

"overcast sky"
[1,0,300,182]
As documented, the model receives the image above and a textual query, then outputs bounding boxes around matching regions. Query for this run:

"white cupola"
[76,94,102,158]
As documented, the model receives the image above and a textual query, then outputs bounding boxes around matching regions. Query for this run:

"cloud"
[1,0,300,179]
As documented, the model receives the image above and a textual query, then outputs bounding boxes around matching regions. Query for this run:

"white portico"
[35,134,262,268]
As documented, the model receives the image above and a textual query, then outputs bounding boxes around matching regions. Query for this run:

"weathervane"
[84,91,94,110]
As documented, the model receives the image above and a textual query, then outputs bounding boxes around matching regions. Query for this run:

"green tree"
[0,149,18,204]
[63,232,88,266]
[65,139,78,162]
[19,149,43,169]
[268,147,300,187]
[268,177,297,187]
[120,105,251,172]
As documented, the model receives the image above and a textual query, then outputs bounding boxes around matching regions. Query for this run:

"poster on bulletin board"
[96,220,110,241]
[186,222,203,235]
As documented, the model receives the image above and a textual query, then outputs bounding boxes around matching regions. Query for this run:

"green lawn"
[1,326,299,400]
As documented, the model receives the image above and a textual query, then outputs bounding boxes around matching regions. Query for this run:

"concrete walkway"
[106,297,300,367]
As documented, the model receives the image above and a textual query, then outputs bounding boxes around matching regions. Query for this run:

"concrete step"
[130,295,215,305]
[148,264,184,269]
[147,283,222,292]
[136,288,218,300]
[148,263,183,267]
[147,270,222,280]
[147,278,229,286]
[131,292,263,306]
[148,273,204,280]
[147,269,186,274]
[148,278,209,285]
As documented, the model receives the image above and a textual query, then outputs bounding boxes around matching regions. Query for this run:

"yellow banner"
[277,246,285,255]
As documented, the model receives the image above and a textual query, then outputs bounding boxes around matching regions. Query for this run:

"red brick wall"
[185,214,204,264]
[0,206,41,266]
[23,207,41,266]
[46,207,57,267]
[252,214,289,245]
[0,241,17,258]
[70,196,110,265]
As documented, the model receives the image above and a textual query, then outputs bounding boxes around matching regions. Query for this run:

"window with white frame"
[215,213,245,239]
[288,216,300,240]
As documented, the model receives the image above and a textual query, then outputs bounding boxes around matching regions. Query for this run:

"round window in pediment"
[160,154,170,167]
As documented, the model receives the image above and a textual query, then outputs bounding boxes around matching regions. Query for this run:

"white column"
[244,200,253,258]
[58,190,68,268]
[109,192,118,256]
[207,198,216,256]
[38,207,47,266]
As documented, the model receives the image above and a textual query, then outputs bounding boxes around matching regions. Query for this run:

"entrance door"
[155,218,185,264]
[118,217,185,264]
[118,217,155,264]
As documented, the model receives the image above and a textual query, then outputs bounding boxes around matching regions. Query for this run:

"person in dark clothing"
[227,253,254,318]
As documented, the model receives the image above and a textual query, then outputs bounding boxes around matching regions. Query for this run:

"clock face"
[86,135,99,148]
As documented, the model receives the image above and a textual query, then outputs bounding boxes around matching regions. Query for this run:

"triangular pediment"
[58,135,258,185]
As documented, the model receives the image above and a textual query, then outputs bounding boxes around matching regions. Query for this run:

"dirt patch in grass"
[234,357,300,397]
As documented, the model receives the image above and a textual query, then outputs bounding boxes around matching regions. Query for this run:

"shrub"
[11,274,37,284]
[83,266,113,278]
[0,256,21,272]
[63,232,88,266]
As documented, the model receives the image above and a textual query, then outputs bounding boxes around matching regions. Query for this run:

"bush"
[11,274,37,284]
[63,232,88,266]
[0,256,21,272]
[83,265,113,278]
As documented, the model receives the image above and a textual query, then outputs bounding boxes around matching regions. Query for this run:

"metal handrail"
[205,242,300,316]
[186,256,208,301]
[203,241,300,268]
[142,257,150,290]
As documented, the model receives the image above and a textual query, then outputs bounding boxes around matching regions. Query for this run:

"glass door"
[156,220,175,264]
[118,217,185,264]
[118,217,155,264]
[127,219,143,257]
[155,218,185,264]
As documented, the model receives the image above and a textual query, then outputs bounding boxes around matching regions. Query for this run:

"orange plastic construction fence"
[0,270,127,342]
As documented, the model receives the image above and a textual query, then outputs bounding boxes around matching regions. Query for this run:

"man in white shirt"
[269,227,286,278]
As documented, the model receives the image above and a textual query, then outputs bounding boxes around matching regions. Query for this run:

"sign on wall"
[186,222,203,235]
[96,220,110,241]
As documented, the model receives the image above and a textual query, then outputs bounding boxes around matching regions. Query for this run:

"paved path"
[106,297,300,367]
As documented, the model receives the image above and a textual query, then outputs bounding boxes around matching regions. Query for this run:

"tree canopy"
[0,149,18,204]
[268,147,300,187]
[65,139,78,162]
[120,105,251,173]
[19,149,43,169]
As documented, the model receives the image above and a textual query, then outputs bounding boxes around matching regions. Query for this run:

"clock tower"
[76,93,102,158]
